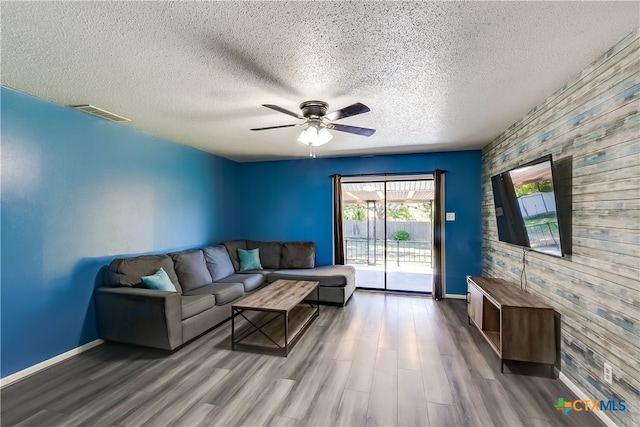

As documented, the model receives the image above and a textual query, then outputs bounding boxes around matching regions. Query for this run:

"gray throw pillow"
[203,245,235,281]
[169,249,212,293]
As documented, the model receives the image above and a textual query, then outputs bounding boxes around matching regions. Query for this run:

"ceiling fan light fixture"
[297,129,310,144]
[297,124,332,146]
[317,128,333,145]
[307,125,318,140]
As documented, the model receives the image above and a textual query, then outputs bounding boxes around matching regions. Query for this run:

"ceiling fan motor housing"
[299,100,328,118]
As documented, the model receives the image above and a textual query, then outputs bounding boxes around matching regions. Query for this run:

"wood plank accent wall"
[481,31,639,426]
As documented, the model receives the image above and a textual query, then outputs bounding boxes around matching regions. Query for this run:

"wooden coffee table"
[231,279,320,356]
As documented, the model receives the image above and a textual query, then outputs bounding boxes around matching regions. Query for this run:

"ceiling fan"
[250,100,376,156]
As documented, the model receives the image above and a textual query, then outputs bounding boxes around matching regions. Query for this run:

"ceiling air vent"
[70,105,131,122]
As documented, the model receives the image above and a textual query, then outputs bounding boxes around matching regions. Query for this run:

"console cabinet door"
[468,282,484,328]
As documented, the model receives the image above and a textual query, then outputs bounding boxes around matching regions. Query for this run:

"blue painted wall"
[235,152,483,295]
[0,86,482,379]
[0,87,238,377]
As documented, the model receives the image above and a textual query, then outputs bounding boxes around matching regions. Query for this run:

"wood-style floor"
[1,291,603,427]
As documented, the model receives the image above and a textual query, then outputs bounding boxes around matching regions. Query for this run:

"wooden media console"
[466,276,557,374]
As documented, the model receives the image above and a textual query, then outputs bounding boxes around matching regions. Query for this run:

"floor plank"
[335,389,369,427]
[398,368,429,427]
[13,409,66,427]
[234,378,295,427]
[441,355,494,426]
[278,347,343,420]
[427,402,461,427]
[300,360,352,426]
[418,342,455,405]
[365,348,398,427]
[344,337,378,393]
[168,403,222,427]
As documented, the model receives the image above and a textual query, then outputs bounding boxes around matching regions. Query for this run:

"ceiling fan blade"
[331,124,376,136]
[325,102,371,121]
[250,124,298,131]
[262,104,304,119]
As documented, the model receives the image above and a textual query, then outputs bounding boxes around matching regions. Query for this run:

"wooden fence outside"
[343,220,432,241]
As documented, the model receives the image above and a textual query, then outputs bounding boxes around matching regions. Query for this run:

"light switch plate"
[446,212,456,221]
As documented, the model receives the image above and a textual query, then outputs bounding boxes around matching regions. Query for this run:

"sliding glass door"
[385,180,433,292]
[341,177,434,293]
[342,181,385,289]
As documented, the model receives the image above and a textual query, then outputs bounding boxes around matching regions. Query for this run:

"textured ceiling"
[1,2,638,162]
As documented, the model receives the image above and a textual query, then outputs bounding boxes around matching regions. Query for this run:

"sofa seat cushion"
[181,295,216,320]
[237,269,276,280]
[216,273,265,292]
[203,245,235,281]
[170,249,213,293]
[280,241,316,269]
[268,265,355,287]
[109,255,182,293]
[183,282,244,305]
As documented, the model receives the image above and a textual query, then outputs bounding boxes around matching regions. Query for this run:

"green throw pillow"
[238,248,262,271]
[141,268,177,292]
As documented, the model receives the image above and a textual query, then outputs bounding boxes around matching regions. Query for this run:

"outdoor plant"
[393,230,410,241]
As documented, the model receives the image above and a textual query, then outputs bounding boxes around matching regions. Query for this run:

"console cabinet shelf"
[466,276,556,374]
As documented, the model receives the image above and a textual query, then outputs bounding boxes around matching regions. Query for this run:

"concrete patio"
[350,263,433,293]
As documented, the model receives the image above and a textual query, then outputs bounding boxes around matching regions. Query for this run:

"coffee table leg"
[231,307,236,350]
[284,311,289,356]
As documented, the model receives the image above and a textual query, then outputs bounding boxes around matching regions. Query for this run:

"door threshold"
[356,287,432,296]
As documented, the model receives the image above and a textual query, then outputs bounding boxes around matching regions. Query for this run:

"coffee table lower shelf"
[231,305,319,356]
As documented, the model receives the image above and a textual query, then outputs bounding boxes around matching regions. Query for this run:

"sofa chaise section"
[267,265,356,305]
[225,240,356,306]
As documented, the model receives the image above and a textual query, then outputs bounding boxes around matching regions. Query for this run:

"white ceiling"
[1,2,638,162]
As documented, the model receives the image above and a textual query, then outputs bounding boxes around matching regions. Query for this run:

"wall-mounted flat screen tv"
[491,155,564,257]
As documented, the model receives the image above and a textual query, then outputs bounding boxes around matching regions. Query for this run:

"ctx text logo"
[554,398,626,415]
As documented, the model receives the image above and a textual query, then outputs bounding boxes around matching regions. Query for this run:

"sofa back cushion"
[280,241,316,269]
[203,245,235,281]
[223,240,247,271]
[247,240,281,269]
[170,249,213,293]
[108,255,182,293]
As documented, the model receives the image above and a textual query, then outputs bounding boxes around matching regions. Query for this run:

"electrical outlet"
[446,212,456,221]
[604,362,613,385]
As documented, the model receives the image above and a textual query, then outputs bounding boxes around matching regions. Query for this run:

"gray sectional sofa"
[96,240,355,350]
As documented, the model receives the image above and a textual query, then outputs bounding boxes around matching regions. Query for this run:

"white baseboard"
[445,293,466,299]
[0,339,104,388]
[558,372,617,427]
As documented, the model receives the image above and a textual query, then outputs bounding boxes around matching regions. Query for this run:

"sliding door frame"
[340,174,439,295]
